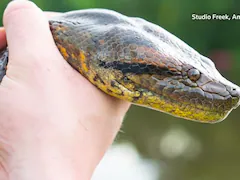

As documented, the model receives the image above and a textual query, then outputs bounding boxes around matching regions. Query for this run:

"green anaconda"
[0,9,240,123]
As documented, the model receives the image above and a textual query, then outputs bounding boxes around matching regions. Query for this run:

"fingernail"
[0,27,5,32]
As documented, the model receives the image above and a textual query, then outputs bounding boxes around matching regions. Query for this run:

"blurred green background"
[1,0,240,179]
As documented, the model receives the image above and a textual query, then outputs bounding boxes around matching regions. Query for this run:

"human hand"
[0,1,130,180]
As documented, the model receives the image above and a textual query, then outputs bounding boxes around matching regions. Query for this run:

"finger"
[0,10,61,51]
[1,10,61,49]
[0,27,7,50]
[0,11,61,50]
[3,0,61,68]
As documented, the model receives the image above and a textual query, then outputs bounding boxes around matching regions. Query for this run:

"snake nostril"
[231,88,240,98]
[226,86,240,97]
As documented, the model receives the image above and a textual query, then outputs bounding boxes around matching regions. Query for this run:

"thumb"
[3,0,62,82]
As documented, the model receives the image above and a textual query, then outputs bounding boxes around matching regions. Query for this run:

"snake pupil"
[188,69,201,81]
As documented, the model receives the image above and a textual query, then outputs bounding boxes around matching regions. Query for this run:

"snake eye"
[188,69,200,81]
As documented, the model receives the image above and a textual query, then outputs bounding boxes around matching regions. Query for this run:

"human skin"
[0,1,130,180]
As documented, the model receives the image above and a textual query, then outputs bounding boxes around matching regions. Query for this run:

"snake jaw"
[121,73,236,123]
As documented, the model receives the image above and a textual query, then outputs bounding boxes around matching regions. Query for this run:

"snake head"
[49,9,240,123]
[121,54,240,123]
[122,17,240,123]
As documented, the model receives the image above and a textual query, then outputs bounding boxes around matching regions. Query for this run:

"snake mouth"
[196,76,240,111]
[120,73,240,123]
[161,87,239,122]
[225,87,240,109]
[133,86,237,123]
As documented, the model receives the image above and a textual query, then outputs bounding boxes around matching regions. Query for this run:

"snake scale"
[0,9,240,123]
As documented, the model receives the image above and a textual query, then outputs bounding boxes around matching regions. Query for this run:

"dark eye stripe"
[99,60,181,76]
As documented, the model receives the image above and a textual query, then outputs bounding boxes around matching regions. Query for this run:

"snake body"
[0,9,240,123]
